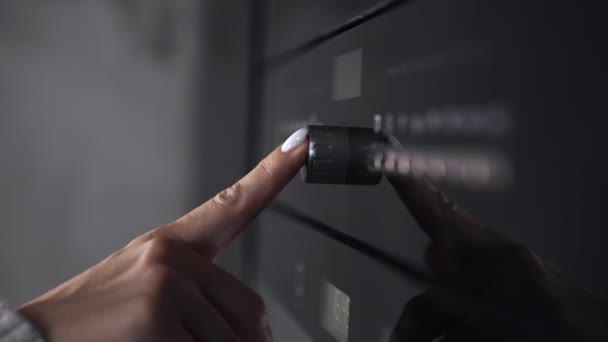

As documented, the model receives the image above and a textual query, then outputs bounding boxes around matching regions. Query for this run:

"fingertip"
[388,175,491,255]
[253,138,308,189]
[281,128,309,153]
[258,134,309,185]
[166,138,309,259]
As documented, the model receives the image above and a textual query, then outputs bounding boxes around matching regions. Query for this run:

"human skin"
[17,126,608,342]
[18,130,309,342]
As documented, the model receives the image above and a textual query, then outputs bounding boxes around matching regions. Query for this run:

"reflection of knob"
[303,125,385,185]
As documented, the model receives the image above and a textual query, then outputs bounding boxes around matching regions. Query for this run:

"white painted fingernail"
[281,128,308,153]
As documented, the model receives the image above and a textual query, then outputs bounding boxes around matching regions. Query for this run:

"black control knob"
[303,125,385,185]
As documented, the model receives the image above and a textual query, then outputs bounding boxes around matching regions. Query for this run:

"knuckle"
[139,236,178,265]
[212,182,243,208]
[256,158,274,180]
[128,233,153,247]
[127,225,172,247]
[253,158,276,194]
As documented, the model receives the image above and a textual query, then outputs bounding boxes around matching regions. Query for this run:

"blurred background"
[0,1,252,305]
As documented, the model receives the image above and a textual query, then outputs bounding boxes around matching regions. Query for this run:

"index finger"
[388,175,507,256]
[157,128,309,260]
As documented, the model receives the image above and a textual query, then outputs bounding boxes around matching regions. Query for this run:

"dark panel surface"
[265,0,380,57]
[256,0,607,340]
[258,213,416,342]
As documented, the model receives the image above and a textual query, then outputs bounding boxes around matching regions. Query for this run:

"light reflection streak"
[371,146,513,190]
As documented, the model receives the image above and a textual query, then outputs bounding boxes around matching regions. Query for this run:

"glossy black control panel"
[264,0,380,57]
[255,0,608,340]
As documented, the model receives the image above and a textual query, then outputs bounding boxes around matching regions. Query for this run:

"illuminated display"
[321,280,351,342]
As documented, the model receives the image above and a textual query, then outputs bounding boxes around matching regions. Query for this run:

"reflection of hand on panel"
[388,177,608,342]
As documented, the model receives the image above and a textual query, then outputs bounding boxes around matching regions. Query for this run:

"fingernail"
[281,128,308,153]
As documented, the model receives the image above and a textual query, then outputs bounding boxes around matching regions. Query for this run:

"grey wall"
[192,0,254,281]
[0,1,201,306]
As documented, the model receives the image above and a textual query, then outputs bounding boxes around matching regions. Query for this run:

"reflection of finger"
[541,259,580,288]
[438,324,488,342]
[194,262,272,342]
[390,292,458,342]
[391,259,490,342]
[158,318,196,342]
[174,283,240,342]
[425,242,456,276]
[155,137,308,260]
[388,175,507,256]
[139,237,273,341]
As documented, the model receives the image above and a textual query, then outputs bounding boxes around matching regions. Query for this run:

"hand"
[17,131,309,342]
[389,176,608,342]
